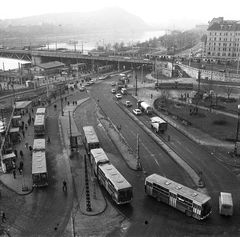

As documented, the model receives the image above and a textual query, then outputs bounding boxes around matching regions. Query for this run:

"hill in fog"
[0,7,149,36]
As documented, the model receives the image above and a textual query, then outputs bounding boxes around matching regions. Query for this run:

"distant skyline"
[2,0,240,28]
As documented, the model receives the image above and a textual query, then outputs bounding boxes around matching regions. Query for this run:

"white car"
[111,89,116,94]
[115,93,122,99]
[133,109,142,115]
[125,101,132,107]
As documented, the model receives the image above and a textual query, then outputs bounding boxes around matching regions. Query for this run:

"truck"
[137,101,153,115]
[121,88,127,95]
[150,116,168,133]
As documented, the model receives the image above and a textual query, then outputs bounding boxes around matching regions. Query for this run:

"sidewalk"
[0,110,34,195]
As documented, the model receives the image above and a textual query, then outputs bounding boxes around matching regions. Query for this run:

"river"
[0,29,165,70]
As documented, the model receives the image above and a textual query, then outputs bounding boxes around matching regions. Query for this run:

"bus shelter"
[14,101,33,115]
[9,127,21,144]
[12,115,22,127]
[2,152,16,173]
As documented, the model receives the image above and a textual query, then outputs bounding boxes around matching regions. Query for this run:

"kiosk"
[2,153,16,173]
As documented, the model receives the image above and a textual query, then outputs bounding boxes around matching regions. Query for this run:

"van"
[121,88,127,95]
[219,192,233,216]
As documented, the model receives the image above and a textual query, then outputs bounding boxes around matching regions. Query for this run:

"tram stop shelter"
[14,101,33,115]
[12,115,22,127]
[9,127,21,144]
[1,152,16,173]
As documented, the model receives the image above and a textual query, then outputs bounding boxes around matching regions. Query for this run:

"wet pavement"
[0,73,239,236]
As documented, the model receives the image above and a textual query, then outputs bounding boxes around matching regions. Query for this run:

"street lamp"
[234,105,240,156]
[81,41,87,54]
[237,57,240,74]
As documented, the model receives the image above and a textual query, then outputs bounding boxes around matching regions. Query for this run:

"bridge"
[0,49,154,68]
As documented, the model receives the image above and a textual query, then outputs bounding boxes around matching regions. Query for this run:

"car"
[111,89,116,94]
[99,75,105,80]
[111,81,116,86]
[124,101,132,107]
[124,57,131,59]
[115,93,122,99]
[143,58,150,61]
[133,109,142,115]
[79,87,85,91]
[85,82,92,86]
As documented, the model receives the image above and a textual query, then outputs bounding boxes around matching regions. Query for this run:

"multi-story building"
[204,17,240,63]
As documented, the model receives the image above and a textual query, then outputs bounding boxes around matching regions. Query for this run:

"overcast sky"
[1,0,240,25]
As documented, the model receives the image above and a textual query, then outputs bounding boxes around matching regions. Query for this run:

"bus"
[98,163,133,204]
[90,148,110,175]
[36,107,47,117]
[145,174,212,220]
[33,139,46,152]
[32,151,48,187]
[82,126,100,153]
[34,115,45,135]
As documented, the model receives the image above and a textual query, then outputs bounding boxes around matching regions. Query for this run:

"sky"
[1,0,240,25]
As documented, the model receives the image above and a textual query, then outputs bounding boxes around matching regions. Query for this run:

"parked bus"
[34,115,45,135]
[98,163,133,204]
[36,107,47,117]
[145,174,212,220]
[219,192,233,216]
[82,126,100,153]
[33,139,46,152]
[32,151,48,187]
[90,148,110,175]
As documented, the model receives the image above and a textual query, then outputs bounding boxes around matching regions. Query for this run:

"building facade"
[204,17,240,63]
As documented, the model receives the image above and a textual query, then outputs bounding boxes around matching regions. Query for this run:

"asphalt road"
[85,75,240,236]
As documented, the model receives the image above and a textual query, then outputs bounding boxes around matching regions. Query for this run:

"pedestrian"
[32,108,34,113]
[65,97,67,101]
[22,130,25,138]
[28,119,31,126]
[47,136,51,144]
[19,161,24,170]
[32,117,34,123]
[22,121,24,127]
[13,169,16,179]
[18,167,22,175]
[25,141,29,149]
[1,211,6,223]
[14,149,18,158]
[62,180,67,191]
[25,124,28,130]
[29,146,33,154]
[20,150,23,159]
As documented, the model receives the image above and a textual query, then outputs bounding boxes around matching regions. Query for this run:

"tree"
[160,90,172,108]
[224,86,234,100]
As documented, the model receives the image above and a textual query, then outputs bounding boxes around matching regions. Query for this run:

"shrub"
[212,119,227,126]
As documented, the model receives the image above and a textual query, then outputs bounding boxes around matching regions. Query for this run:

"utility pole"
[135,68,138,96]
[59,84,63,116]
[69,111,73,149]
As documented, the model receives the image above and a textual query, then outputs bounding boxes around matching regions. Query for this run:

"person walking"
[18,167,22,175]
[62,180,67,191]
[25,141,29,149]
[32,108,34,113]
[19,161,24,171]
[22,130,25,138]
[47,136,51,144]
[32,117,34,123]
[25,124,28,130]
[1,211,6,223]
[13,169,16,179]
[20,150,24,159]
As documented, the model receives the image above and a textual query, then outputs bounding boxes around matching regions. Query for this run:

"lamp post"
[81,41,87,54]
[234,105,240,156]
[237,57,240,74]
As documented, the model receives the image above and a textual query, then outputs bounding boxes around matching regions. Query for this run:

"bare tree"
[160,90,172,108]
[224,86,234,100]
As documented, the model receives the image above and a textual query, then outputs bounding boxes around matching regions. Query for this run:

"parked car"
[115,93,122,99]
[124,101,132,107]
[79,87,85,91]
[111,89,116,94]
[133,109,142,115]
[111,81,116,86]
